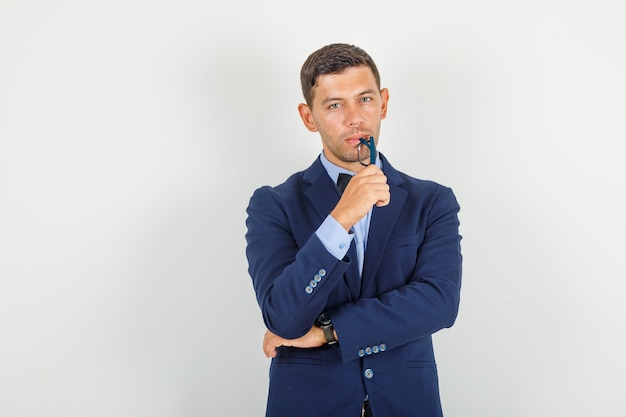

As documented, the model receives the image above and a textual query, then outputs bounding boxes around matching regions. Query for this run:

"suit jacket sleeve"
[245,184,354,338]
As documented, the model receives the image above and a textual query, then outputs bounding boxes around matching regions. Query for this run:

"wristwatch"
[316,313,338,345]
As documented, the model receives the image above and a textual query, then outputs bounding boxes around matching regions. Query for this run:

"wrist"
[315,313,338,345]
[330,210,355,232]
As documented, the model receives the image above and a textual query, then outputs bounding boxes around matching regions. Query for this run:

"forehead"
[313,66,379,102]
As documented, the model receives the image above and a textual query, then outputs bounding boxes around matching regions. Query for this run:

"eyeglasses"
[358,136,377,166]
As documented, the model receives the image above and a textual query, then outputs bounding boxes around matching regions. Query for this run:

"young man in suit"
[245,43,462,417]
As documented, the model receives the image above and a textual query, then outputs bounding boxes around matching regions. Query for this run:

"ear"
[380,88,389,120]
[298,103,318,132]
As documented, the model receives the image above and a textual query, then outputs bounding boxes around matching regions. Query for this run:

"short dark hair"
[300,43,381,106]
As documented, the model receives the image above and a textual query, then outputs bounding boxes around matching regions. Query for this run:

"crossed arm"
[263,326,334,358]
[259,165,388,357]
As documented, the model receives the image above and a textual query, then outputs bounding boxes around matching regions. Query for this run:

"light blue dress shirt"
[315,151,382,276]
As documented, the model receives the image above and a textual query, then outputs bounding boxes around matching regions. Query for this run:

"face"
[298,66,389,172]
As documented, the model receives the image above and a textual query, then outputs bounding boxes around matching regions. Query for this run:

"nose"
[345,103,362,127]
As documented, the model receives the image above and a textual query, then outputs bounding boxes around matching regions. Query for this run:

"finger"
[374,187,391,207]
[263,339,276,358]
[263,330,275,357]
[355,164,383,177]
[263,339,270,357]
[344,176,387,196]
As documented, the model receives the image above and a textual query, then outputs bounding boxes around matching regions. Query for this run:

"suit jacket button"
[309,280,317,287]
[358,349,365,357]
[379,344,387,351]
[365,347,372,355]
[305,286,313,294]
[313,274,322,282]
[318,269,326,277]
[364,368,374,379]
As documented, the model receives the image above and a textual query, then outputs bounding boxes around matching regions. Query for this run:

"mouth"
[345,133,370,146]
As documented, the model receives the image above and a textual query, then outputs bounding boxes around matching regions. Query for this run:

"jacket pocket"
[407,360,436,369]
[273,346,321,366]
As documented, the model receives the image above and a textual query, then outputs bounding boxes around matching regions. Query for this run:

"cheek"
[315,114,343,132]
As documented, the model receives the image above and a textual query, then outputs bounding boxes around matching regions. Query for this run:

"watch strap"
[317,313,338,345]
[321,323,338,345]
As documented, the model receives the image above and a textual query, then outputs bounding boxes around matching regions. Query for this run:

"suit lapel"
[303,158,339,222]
[360,158,407,296]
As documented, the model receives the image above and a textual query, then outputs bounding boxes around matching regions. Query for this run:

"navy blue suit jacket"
[245,153,462,417]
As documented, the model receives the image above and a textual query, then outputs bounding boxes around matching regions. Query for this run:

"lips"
[345,134,369,145]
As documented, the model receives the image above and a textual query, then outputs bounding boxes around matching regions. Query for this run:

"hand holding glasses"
[358,136,377,166]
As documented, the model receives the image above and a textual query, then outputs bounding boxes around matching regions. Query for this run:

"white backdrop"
[1,1,625,416]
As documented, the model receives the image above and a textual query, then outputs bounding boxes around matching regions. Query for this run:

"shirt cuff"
[315,215,354,260]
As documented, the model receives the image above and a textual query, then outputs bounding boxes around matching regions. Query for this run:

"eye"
[329,102,342,109]
[361,97,372,103]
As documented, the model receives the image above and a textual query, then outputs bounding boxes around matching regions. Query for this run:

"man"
[245,43,462,417]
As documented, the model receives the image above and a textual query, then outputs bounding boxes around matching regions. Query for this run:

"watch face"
[317,313,331,326]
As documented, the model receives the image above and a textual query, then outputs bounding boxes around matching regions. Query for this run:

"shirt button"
[364,368,374,379]
[339,243,346,250]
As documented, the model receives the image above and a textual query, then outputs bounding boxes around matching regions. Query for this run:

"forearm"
[246,190,351,339]
[263,325,331,358]
[330,187,462,362]
[331,273,461,362]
